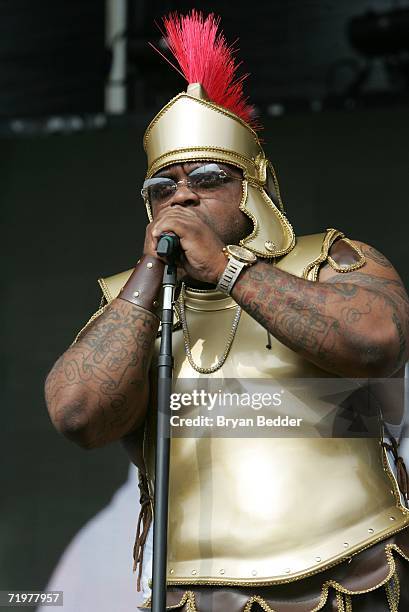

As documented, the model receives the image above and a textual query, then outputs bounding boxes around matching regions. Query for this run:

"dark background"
[1,0,409,600]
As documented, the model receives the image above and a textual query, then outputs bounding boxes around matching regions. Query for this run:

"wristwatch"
[216,245,257,295]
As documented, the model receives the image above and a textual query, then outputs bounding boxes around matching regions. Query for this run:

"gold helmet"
[142,11,295,258]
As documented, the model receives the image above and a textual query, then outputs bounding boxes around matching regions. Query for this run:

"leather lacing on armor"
[382,436,409,507]
[133,470,153,591]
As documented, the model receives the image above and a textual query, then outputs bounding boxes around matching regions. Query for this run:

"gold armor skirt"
[139,528,409,611]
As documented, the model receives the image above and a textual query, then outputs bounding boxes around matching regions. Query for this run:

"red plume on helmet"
[150,10,260,131]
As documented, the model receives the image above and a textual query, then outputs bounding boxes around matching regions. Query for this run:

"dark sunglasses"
[141,163,242,205]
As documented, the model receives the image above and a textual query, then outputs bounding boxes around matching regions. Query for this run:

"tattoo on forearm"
[45,300,158,446]
[233,262,409,376]
[328,271,408,302]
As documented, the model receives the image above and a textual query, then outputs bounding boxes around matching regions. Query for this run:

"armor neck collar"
[182,285,236,312]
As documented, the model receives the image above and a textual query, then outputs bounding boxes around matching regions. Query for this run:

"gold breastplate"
[99,230,409,586]
[146,302,408,585]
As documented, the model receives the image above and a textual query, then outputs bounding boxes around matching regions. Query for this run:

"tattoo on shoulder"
[359,244,393,268]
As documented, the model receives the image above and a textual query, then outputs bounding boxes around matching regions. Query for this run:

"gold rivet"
[284,568,291,574]
[147,262,153,269]
[133,291,140,298]
[315,556,321,563]
[390,516,396,521]
[219,569,225,575]
[153,300,158,307]
[191,569,197,575]
[368,528,374,534]
[169,569,174,574]
[344,542,349,548]
[265,241,276,252]
[251,570,257,576]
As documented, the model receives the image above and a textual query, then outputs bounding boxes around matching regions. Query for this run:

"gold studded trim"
[141,545,407,611]
[98,275,115,303]
[239,182,296,259]
[267,160,286,214]
[307,544,407,611]
[302,228,345,281]
[334,592,353,612]
[165,514,409,586]
[385,569,400,612]
[344,594,353,612]
[139,590,198,611]
[146,147,253,180]
[237,179,257,240]
[143,92,260,151]
[302,230,366,280]
[242,596,279,612]
[327,237,366,273]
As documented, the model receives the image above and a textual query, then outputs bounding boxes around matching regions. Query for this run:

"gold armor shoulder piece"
[300,229,365,281]
[98,268,134,303]
[326,237,366,274]
[274,231,328,279]
[71,269,136,347]
[302,228,344,281]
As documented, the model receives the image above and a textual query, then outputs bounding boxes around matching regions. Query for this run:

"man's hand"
[143,205,227,284]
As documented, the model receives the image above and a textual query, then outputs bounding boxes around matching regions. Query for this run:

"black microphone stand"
[151,234,179,612]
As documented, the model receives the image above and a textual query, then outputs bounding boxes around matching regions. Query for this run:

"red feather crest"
[152,10,259,130]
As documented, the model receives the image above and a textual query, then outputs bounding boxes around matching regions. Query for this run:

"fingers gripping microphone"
[156,232,180,260]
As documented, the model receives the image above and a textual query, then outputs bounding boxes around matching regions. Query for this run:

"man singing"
[45,11,409,611]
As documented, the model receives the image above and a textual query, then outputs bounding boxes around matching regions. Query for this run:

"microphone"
[156,232,180,260]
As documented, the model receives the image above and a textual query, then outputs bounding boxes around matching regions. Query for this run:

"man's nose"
[169,182,200,207]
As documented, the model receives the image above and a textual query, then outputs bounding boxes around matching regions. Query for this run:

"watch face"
[226,244,257,264]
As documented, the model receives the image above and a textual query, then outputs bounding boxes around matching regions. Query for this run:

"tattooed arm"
[231,240,409,377]
[44,298,159,449]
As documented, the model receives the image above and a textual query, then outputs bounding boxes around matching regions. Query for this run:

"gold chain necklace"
[175,283,242,374]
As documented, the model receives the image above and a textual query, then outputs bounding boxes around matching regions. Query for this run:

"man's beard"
[206,210,253,247]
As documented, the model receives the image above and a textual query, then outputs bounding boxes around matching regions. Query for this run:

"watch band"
[216,257,246,295]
